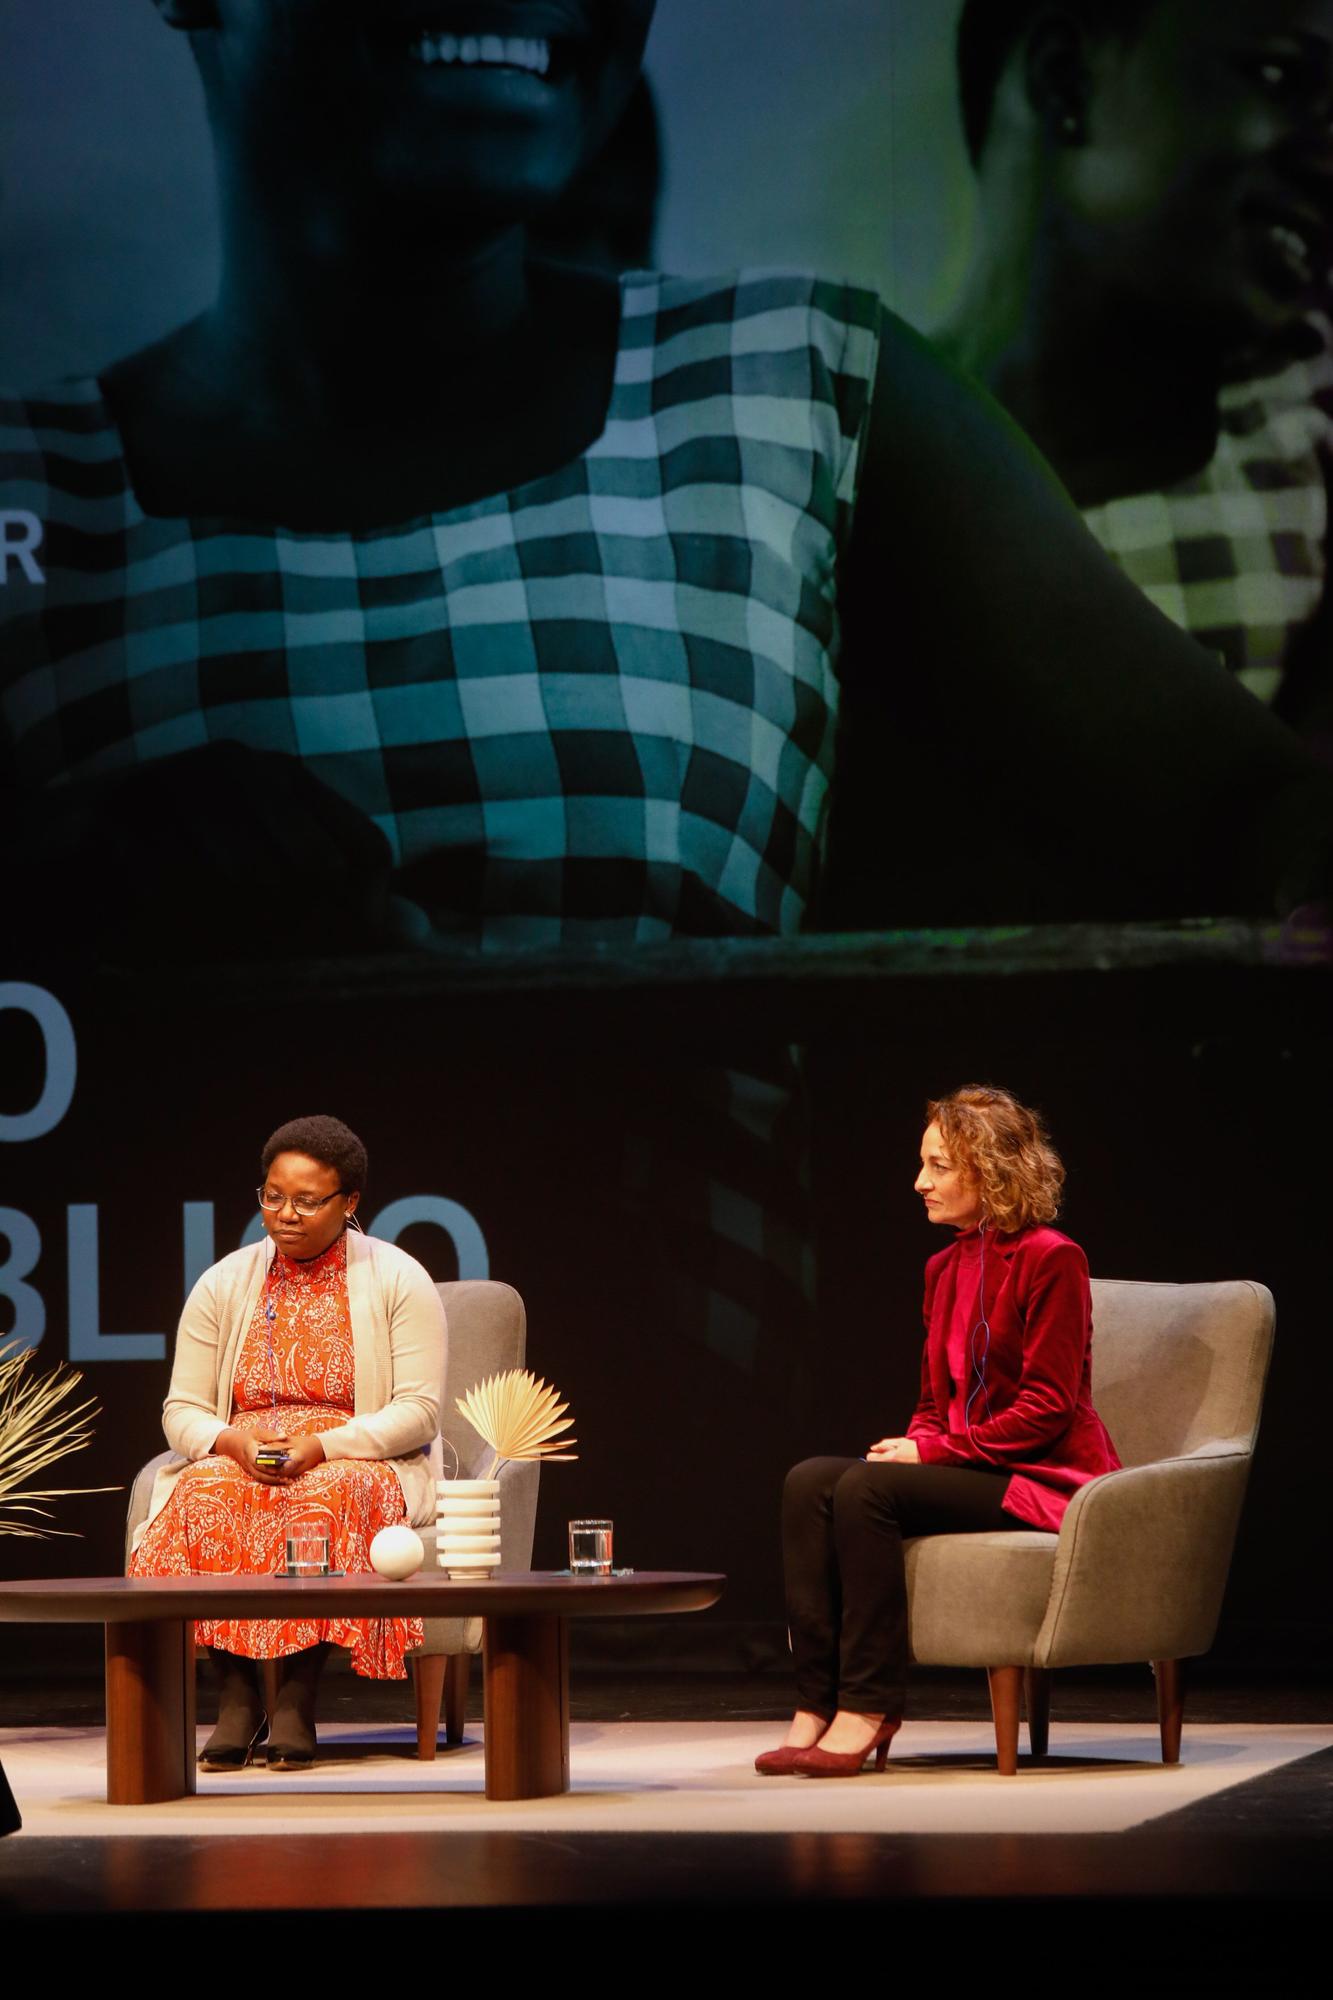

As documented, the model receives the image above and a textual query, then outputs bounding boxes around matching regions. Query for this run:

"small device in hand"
[255,1443,289,1471]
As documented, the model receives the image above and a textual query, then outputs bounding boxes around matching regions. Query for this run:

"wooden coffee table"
[0,1570,724,1805]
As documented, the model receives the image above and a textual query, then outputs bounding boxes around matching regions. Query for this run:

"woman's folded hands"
[866,1437,920,1463]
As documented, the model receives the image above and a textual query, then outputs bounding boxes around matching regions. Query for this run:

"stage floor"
[2,1669,1329,1964]
[4,1717,1330,1838]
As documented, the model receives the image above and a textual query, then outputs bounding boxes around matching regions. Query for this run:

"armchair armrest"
[434,1446,541,1573]
[423,1459,540,1570]
[124,1450,184,1569]
[1034,1445,1253,1668]
[496,1457,540,1573]
[415,1458,542,1657]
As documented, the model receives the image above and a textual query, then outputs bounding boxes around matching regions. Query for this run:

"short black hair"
[260,1115,368,1194]
[956,0,1159,166]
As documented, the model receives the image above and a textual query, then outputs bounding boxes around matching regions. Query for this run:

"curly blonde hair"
[926,1085,1064,1234]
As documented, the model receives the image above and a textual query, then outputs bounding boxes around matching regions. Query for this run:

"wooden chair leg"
[412,1653,447,1761]
[444,1653,472,1747]
[1024,1667,1052,1758]
[1153,1658,1185,1764]
[987,1666,1022,1775]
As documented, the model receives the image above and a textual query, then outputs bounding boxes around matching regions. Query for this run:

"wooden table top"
[0,1570,725,1623]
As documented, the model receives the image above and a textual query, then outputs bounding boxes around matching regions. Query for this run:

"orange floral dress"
[130,1233,423,1678]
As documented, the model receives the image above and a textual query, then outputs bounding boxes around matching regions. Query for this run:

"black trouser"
[781,1455,1022,1716]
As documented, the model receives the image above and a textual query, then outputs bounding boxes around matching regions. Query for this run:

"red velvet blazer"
[906,1224,1121,1531]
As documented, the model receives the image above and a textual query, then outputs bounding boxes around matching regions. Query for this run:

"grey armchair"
[410,1278,537,1756]
[124,1277,536,1760]
[903,1277,1275,1772]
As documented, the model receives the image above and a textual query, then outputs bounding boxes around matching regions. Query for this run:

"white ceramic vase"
[435,1475,501,1578]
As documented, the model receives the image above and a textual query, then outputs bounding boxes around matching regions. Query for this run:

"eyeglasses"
[256,1186,347,1217]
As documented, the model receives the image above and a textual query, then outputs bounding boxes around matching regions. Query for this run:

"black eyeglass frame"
[255,1185,349,1217]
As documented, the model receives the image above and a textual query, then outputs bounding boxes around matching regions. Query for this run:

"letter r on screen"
[0,511,45,584]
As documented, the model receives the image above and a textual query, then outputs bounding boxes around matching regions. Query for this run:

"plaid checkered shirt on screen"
[1083,339,1333,710]
[0,269,880,1391]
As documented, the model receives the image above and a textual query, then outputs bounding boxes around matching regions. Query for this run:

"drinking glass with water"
[284,1526,332,1577]
[568,1519,613,1574]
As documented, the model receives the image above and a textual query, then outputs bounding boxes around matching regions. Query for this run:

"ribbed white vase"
[436,1476,501,1578]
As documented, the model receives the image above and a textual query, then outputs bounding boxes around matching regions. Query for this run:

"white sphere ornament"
[369,1525,425,1581]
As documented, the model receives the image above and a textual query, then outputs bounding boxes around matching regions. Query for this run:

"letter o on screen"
[368,1197,489,1279]
[0,984,77,1142]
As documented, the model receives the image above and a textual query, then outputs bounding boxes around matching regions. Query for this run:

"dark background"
[3,938,1327,1669]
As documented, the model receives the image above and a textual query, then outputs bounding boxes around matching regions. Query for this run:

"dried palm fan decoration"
[0,1342,115,1538]
[456,1369,578,1479]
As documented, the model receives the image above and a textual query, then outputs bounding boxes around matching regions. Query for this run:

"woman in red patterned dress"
[130,1115,445,1771]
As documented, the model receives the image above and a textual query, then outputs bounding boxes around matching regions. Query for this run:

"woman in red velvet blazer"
[758,1084,1120,1779]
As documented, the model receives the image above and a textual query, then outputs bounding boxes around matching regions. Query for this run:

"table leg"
[105,1620,196,1804]
[481,1613,569,1800]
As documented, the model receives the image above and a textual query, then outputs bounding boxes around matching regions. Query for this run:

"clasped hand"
[866,1436,920,1464]
[223,1427,327,1486]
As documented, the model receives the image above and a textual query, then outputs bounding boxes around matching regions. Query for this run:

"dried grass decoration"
[456,1369,578,1478]
[0,1341,115,1538]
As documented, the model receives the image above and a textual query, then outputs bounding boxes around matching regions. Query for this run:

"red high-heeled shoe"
[754,1711,835,1774]
[791,1717,901,1777]
[754,1741,818,1776]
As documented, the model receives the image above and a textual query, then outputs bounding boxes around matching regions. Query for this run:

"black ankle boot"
[199,1647,267,1771]
[267,1642,330,1771]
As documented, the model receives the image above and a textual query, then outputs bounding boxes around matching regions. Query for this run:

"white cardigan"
[133,1230,446,1548]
